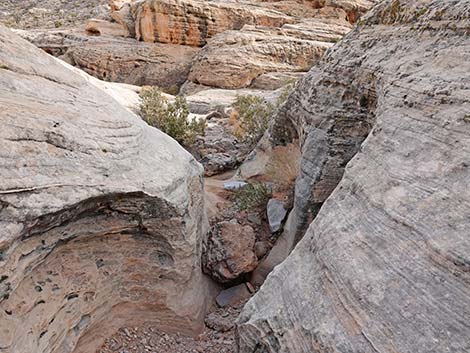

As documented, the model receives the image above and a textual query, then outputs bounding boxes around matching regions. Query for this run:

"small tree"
[140,87,205,146]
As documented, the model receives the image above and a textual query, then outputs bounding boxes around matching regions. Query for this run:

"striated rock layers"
[0,26,212,353]
[130,0,292,46]
[7,0,376,91]
[187,13,352,89]
[237,0,470,352]
[15,28,199,90]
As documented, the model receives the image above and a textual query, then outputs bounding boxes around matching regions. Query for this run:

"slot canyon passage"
[0,0,470,353]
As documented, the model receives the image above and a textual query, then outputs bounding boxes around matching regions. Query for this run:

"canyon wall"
[237,0,470,352]
[0,26,212,353]
[130,0,292,46]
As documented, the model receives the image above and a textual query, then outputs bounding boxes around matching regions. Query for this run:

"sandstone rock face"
[0,26,212,353]
[53,56,143,113]
[130,0,292,46]
[109,0,137,37]
[15,28,199,89]
[203,220,258,283]
[251,72,305,91]
[237,1,470,352]
[320,0,378,22]
[85,18,128,37]
[187,14,352,89]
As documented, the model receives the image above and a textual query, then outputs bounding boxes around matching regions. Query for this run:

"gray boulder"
[266,199,287,233]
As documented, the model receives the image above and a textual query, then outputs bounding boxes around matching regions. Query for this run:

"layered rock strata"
[187,14,351,89]
[130,0,293,46]
[15,28,199,89]
[237,0,470,352]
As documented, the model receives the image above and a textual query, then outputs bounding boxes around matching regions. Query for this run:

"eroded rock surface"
[130,0,293,46]
[237,1,470,352]
[15,28,199,89]
[0,26,212,353]
[203,220,258,283]
[186,6,359,89]
[187,24,332,89]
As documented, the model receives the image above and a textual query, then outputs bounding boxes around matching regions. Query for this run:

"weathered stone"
[130,0,293,46]
[15,28,199,89]
[184,2,379,89]
[203,220,258,283]
[249,212,298,287]
[266,199,287,233]
[204,311,235,332]
[109,0,136,37]
[251,72,305,91]
[215,284,251,308]
[201,153,239,177]
[0,26,213,353]
[186,87,279,115]
[238,1,470,352]
[247,213,262,226]
[253,241,270,260]
[85,19,127,37]
[192,116,243,176]
[187,22,337,89]
[239,136,301,190]
[53,56,143,113]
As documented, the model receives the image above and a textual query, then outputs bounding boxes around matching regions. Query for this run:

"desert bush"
[233,182,271,211]
[232,81,296,143]
[231,95,274,143]
[140,87,205,146]
[164,85,180,96]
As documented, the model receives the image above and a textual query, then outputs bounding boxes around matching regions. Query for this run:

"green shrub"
[233,182,271,211]
[164,85,180,96]
[232,81,296,143]
[140,87,205,145]
[232,95,274,142]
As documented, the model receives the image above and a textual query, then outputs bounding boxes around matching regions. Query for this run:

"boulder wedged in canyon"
[0,26,214,353]
[237,0,470,352]
[130,0,293,46]
[15,28,199,89]
[203,220,258,283]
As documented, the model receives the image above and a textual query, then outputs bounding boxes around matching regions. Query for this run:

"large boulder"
[14,28,199,90]
[0,26,212,353]
[237,0,470,352]
[203,220,258,283]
